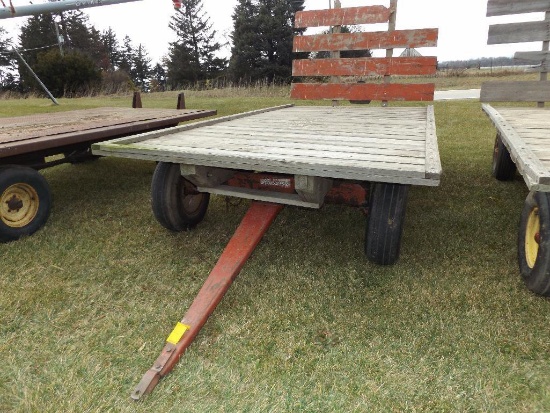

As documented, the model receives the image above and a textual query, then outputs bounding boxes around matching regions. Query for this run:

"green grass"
[1,84,549,412]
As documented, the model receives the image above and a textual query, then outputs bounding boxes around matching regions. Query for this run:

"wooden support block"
[180,164,235,188]
[132,91,142,108]
[295,175,332,205]
[177,93,186,110]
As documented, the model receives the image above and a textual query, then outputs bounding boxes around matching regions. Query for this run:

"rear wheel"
[492,134,516,181]
[365,182,409,265]
[518,191,550,296]
[0,166,51,242]
[151,162,209,231]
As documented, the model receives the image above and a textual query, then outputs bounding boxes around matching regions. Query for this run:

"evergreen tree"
[33,49,101,97]
[229,0,304,83]
[18,14,58,91]
[151,62,167,92]
[131,44,152,91]
[166,0,227,88]
[118,35,134,75]
[229,0,261,83]
[100,28,120,71]
[56,9,98,53]
[0,28,18,91]
[18,13,58,66]
[0,28,13,66]
[18,8,105,93]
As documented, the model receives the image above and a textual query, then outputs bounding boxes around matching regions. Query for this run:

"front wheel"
[0,166,51,242]
[518,191,550,296]
[365,182,409,265]
[151,162,210,231]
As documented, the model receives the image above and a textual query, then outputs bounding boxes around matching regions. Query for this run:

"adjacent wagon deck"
[0,106,215,160]
[92,105,441,187]
[483,105,550,191]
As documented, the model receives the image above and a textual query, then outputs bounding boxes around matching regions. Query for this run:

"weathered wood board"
[290,83,435,102]
[93,105,441,187]
[483,104,550,190]
[488,20,550,44]
[293,29,438,53]
[487,0,550,16]
[294,5,391,28]
[481,81,550,102]
[292,57,437,77]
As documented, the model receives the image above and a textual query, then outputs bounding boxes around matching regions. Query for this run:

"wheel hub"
[1,183,39,228]
[6,194,24,212]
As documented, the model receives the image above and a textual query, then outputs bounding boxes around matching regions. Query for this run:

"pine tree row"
[0,0,305,96]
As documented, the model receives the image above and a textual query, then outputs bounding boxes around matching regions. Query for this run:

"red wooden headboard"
[291,0,439,103]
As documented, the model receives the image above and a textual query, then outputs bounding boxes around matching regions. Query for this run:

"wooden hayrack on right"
[481,0,550,297]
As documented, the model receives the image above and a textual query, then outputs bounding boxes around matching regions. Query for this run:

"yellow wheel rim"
[525,207,541,269]
[0,183,39,228]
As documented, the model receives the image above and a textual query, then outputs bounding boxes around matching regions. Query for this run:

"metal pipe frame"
[0,0,142,19]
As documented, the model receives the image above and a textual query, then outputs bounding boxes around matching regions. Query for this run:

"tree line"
[0,0,305,97]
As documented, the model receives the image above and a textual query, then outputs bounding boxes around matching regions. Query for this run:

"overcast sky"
[1,0,538,64]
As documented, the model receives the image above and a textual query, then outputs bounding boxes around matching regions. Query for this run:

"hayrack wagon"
[0,93,215,242]
[93,0,442,399]
[481,0,550,296]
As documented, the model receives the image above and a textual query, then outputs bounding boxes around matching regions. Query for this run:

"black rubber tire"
[0,166,51,242]
[150,162,210,231]
[492,134,516,181]
[365,182,409,265]
[518,191,550,296]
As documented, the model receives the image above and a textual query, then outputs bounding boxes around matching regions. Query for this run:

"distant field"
[0,68,538,114]
[1,83,549,412]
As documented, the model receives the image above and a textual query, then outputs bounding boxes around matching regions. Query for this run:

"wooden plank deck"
[93,105,441,187]
[0,107,216,159]
[482,104,550,190]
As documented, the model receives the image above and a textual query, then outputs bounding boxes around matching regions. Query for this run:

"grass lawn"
[0,82,549,411]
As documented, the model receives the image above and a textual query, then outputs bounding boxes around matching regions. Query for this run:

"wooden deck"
[92,105,441,187]
[483,104,550,190]
[0,107,216,159]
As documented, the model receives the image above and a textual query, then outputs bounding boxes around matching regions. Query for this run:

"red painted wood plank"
[294,6,391,28]
[290,83,435,102]
[292,57,437,77]
[293,29,439,52]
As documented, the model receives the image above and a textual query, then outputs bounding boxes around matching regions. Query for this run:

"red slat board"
[293,29,439,52]
[290,83,435,102]
[294,6,391,28]
[292,57,437,77]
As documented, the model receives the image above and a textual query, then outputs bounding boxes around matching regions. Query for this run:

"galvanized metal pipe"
[0,0,142,19]
[13,48,59,105]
